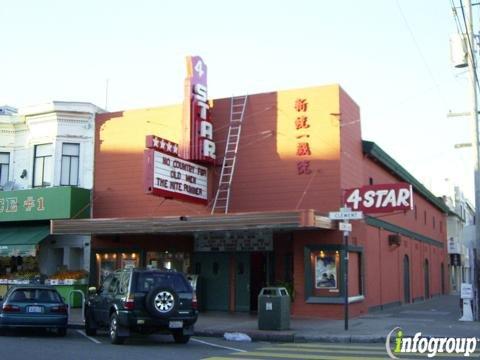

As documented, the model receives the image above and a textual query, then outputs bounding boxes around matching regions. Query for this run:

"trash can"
[258,287,290,330]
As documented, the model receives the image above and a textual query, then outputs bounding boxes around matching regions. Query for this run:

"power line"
[395,0,449,109]
[459,0,480,94]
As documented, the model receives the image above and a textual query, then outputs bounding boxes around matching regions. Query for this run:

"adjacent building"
[444,187,475,293]
[0,101,103,288]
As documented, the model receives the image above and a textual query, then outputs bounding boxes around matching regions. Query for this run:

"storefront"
[0,186,91,297]
[50,58,449,317]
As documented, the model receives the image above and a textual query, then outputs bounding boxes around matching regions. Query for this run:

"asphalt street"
[0,328,258,360]
[1,328,480,360]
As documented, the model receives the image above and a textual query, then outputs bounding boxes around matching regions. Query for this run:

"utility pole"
[466,0,480,321]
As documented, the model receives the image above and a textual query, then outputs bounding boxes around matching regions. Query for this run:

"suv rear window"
[135,272,191,293]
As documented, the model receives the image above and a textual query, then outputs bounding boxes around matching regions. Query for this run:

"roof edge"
[362,140,450,213]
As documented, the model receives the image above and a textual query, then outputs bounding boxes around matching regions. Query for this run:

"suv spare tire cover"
[145,286,179,318]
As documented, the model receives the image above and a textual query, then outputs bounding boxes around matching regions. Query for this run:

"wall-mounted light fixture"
[20,169,27,179]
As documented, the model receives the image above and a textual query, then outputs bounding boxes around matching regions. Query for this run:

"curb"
[194,329,295,342]
[194,330,387,344]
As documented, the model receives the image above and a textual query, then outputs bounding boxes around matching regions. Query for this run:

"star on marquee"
[153,137,160,148]
[171,144,178,155]
[166,142,173,152]
[159,138,166,150]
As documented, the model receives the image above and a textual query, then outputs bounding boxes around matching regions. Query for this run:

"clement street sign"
[328,211,363,220]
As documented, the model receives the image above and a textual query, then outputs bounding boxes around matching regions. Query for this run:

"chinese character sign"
[275,86,342,172]
[294,98,313,174]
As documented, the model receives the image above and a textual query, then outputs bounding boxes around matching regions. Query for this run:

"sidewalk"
[69,295,480,343]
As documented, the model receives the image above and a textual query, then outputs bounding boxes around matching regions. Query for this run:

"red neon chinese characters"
[294,98,312,175]
[297,160,312,175]
[295,116,310,130]
[294,99,308,112]
[296,142,311,156]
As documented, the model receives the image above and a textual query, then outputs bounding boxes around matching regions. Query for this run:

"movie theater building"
[51,59,449,317]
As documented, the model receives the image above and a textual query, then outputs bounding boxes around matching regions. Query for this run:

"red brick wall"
[339,87,363,194]
[93,109,210,218]
[361,157,449,309]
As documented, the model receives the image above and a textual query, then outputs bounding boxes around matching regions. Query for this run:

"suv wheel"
[172,331,191,344]
[109,313,126,345]
[146,286,178,318]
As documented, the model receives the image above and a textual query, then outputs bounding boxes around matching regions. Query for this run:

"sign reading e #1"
[344,182,413,214]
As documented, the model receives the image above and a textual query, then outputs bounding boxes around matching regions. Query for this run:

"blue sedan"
[0,285,68,336]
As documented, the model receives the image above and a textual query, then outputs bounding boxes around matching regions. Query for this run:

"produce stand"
[0,278,40,298]
[45,280,88,308]
[46,271,89,308]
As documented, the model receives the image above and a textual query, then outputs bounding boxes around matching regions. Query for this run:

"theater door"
[193,253,229,311]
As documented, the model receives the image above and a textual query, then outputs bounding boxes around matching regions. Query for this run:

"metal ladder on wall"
[211,95,248,214]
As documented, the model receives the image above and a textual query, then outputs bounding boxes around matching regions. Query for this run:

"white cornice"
[19,101,105,116]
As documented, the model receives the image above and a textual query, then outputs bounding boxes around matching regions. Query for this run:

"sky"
[0,0,476,203]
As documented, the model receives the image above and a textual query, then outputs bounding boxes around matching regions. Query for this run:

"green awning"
[0,225,50,257]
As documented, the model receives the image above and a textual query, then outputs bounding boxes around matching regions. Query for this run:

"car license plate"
[169,321,183,329]
[27,306,43,313]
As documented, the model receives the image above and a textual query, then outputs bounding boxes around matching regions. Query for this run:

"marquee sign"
[344,182,413,213]
[182,56,216,163]
[194,230,273,252]
[144,149,208,204]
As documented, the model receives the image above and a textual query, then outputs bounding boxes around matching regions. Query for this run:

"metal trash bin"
[258,287,290,330]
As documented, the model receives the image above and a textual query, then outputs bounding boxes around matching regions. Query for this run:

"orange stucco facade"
[91,84,448,318]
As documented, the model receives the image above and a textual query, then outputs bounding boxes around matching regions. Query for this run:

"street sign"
[329,211,363,220]
[461,283,474,299]
[339,222,352,232]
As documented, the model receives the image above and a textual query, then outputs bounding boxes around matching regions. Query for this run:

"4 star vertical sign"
[181,56,216,163]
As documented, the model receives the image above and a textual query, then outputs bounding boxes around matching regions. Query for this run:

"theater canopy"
[50,210,334,235]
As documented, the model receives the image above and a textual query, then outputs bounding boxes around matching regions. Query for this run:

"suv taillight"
[192,293,198,310]
[123,296,135,310]
[2,304,20,312]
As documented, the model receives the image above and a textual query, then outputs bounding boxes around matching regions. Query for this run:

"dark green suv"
[85,268,198,345]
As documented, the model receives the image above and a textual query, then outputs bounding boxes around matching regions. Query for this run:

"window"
[33,143,53,187]
[315,251,340,290]
[440,220,443,233]
[424,210,427,225]
[432,216,436,229]
[60,143,80,186]
[304,245,364,303]
[414,205,417,220]
[0,152,9,187]
[136,272,190,293]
